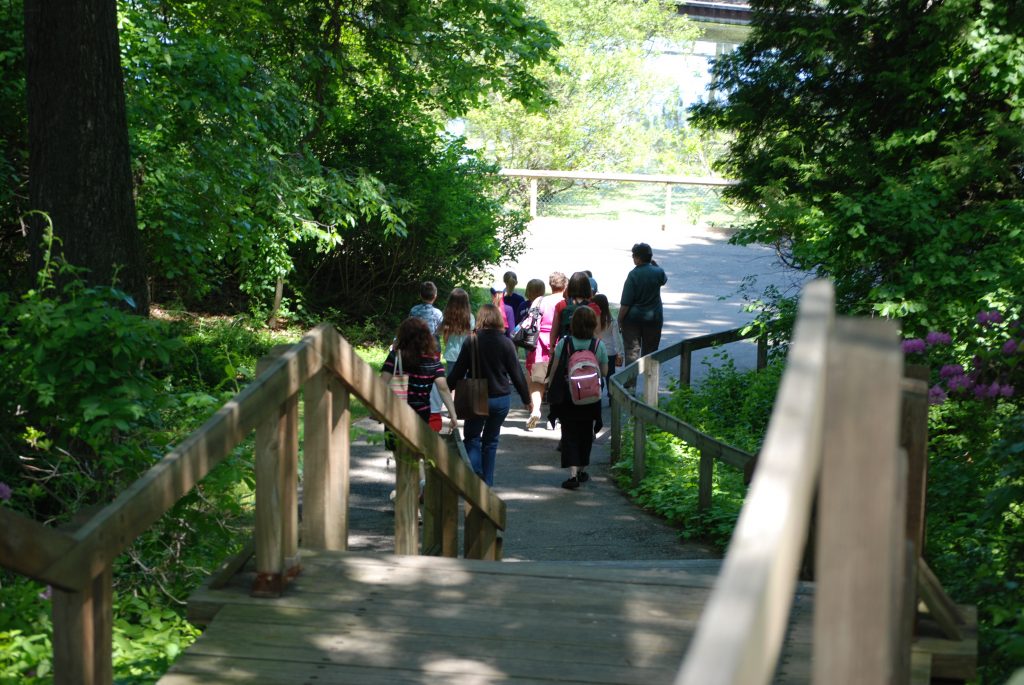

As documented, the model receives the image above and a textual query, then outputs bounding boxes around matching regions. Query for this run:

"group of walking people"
[380,242,667,492]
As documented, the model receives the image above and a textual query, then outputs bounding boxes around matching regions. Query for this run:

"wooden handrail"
[0,323,507,684]
[676,279,836,684]
[608,322,764,499]
[319,326,506,526]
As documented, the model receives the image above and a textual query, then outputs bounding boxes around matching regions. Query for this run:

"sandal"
[526,414,540,430]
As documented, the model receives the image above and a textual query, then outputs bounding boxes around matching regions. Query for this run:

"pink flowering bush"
[903,309,1023,405]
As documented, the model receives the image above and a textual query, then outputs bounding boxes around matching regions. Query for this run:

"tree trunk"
[24,0,149,314]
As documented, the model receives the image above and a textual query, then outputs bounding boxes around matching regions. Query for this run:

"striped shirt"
[382,351,445,421]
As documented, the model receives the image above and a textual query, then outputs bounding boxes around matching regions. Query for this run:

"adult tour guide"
[617,242,668,364]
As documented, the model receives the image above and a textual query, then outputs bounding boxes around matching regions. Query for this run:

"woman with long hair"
[549,271,601,349]
[592,293,623,403]
[440,287,474,365]
[447,304,532,486]
[381,317,458,433]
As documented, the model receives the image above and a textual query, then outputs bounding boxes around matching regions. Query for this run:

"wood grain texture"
[813,316,904,685]
[676,279,834,685]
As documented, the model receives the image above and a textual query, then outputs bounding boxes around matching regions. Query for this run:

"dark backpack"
[558,300,589,340]
[513,306,541,351]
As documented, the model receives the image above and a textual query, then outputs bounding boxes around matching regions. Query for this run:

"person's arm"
[545,339,564,388]
[549,307,561,350]
[617,305,630,326]
[613,319,624,364]
[434,377,458,430]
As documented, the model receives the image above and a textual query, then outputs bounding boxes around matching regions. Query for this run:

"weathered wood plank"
[394,447,419,555]
[0,509,79,590]
[814,316,904,685]
[320,328,506,530]
[676,279,834,685]
[172,550,843,685]
[302,369,349,551]
[43,328,328,590]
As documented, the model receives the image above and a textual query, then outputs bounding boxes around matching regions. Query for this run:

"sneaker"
[578,471,590,483]
[561,476,580,490]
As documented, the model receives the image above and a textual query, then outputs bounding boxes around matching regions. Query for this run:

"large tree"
[24,0,149,312]
[691,1,1024,336]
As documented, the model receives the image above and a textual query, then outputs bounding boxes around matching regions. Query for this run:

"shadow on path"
[346,399,719,563]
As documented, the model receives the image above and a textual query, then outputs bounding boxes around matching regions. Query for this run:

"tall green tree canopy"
[691,1,1024,335]
[462,0,700,173]
[2,1,559,320]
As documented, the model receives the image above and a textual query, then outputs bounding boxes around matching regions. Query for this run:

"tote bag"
[388,351,409,402]
[454,335,489,419]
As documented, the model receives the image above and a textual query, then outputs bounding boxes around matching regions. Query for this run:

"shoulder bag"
[387,350,409,402]
[454,335,490,419]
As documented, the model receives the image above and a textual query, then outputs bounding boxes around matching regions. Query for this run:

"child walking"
[593,294,623,404]
[440,288,475,366]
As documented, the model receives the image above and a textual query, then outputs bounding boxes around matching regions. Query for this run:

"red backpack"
[565,338,602,405]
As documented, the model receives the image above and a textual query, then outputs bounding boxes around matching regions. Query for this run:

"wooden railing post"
[757,334,768,371]
[529,178,538,217]
[664,183,672,226]
[282,388,299,572]
[814,316,905,685]
[253,349,292,597]
[422,463,459,557]
[698,448,713,512]
[610,393,622,464]
[394,445,419,555]
[303,369,350,550]
[902,368,930,564]
[464,503,500,560]
[52,568,112,685]
[632,357,660,486]
[899,371,931,679]
[679,341,693,388]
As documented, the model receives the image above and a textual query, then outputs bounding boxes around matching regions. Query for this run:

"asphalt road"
[492,216,803,383]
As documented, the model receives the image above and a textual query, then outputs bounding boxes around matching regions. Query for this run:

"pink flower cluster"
[977,310,1004,326]
[903,309,1021,405]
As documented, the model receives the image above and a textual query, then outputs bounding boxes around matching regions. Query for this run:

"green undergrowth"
[611,351,784,550]
[611,348,1021,683]
[0,259,390,682]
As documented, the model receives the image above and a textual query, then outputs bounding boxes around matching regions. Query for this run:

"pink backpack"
[565,338,602,405]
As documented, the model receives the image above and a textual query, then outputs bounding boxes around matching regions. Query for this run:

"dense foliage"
[688,4,1023,681]
[462,0,705,175]
[691,1,1024,339]
[1,0,559,325]
[613,353,783,548]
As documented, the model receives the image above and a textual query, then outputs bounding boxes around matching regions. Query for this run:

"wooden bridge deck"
[163,549,813,684]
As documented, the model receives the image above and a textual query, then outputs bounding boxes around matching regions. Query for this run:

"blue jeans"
[463,394,511,486]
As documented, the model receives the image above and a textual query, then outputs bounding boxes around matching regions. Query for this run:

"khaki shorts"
[530,360,550,384]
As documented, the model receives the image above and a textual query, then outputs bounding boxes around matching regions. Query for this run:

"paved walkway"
[346,403,719,562]
[345,218,799,562]
[494,217,802,384]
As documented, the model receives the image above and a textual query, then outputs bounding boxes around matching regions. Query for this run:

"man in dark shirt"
[618,242,668,364]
